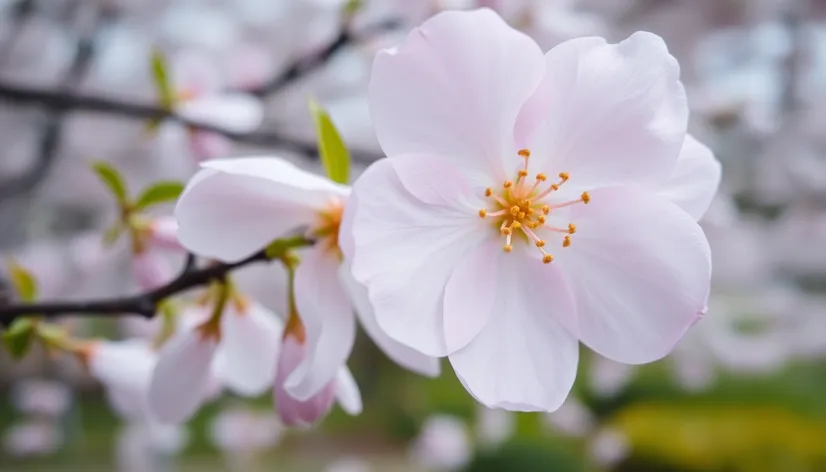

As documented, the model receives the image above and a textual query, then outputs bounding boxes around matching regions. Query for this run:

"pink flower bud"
[273,335,336,427]
[132,251,174,291]
[147,217,184,251]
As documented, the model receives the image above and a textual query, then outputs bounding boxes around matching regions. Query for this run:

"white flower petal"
[175,157,346,262]
[348,156,486,357]
[517,32,687,188]
[287,246,356,400]
[558,186,712,364]
[370,8,545,180]
[340,263,441,377]
[449,251,579,412]
[334,367,363,416]
[213,302,283,396]
[148,330,218,424]
[176,93,264,133]
[654,134,722,221]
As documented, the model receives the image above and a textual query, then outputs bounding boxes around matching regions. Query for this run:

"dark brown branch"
[0,248,271,323]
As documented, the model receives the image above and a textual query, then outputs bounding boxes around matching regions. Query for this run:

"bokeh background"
[1,0,826,471]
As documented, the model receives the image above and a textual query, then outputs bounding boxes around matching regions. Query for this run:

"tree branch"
[0,248,271,323]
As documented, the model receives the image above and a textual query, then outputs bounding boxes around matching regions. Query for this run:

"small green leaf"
[150,48,176,110]
[309,99,350,184]
[264,236,313,260]
[102,222,124,246]
[134,180,185,210]
[7,261,37,302]
[2,319,35,360]
[91,161,129,206]
[36,324,67,350]
[343,0,363,16]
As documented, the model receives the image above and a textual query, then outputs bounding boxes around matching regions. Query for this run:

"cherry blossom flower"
[147,300,281,423]
[344,9,719,411]
[409,415,472,471]
[10,379,72,418]
[173,157,441,408]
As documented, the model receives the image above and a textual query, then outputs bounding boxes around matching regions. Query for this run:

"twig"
[0,248,271,323]
[0,82,382,162]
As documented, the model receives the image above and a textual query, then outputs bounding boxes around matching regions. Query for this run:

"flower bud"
[273,335,336,427]
[147,217,184,251]
[132,251,174,291]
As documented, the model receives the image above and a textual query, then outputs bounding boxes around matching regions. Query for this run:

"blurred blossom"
[10,379,72,418]
[144,216,183,251]
[475,405,515,447]
[324,457,372,472]
[544,397,595,438]
[589,428,630,467]
[116,421,189,472]
[87,339,158,421]
[209,407,282,457]
[587,356,636,398]
[2,420,64,457]
[409,415,472,471]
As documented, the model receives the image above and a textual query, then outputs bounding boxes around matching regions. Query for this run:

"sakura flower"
[85,339,158,421]
[344,9,718,411]
[409,415,472,472]
[148,298,282,423]
[173,157,441,407]
[160,50,263,162]
[10,379,72,418]
[132,250,174,291]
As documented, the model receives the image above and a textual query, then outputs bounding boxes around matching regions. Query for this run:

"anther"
[518,211,526,219]
[536,173,547,181]
[542,254,554,264]
[504,245,513,253]
[501,227,512,236]
[504,181,513,188]
[536,240,546,248]
[581,191,591,204]
[518,149,531,157]
[542,206,550,215]
[558,172,569,181]
[510,206,520,216]
[563,236,571,247]
[568,223,576,234]
[478,209,487,218]
[512,221,522,229]
[485,188,493,197]
[537,215,546,224]
[551,184,559,191]
[518,169,528,178]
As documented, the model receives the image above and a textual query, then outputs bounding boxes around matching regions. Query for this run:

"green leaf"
[343,0,363,16]
[102,222,124,246]
[150,48,176,110]
[264,236,313,260]
[91,161,129,206]
[2,319,35,360]
[309,98,350,184]
[7,261,37,302]
[134,180,185,210]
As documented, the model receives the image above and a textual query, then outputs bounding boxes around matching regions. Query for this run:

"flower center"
[478,149,590,264]
[308,198,345,257]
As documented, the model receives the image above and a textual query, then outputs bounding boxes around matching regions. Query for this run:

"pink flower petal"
[655,134,722,221]
[274,336,336,427]
[148,330,218,423]
[175,157,346,262]
[213,302,283,396]
[517,32,687,189]
[442,239,501,353]
[558,186,711,364]
[339,263,441,377]
[287,246,356,400]
[370,8,545,181]
[449,250,579,412]
[348,156,487,357]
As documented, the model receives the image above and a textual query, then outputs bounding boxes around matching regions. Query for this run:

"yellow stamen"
[504,181,513,188]
[504,244,513,253]
[563,236,571,247]
[478,209,487,218]
[581,191,591,204]
[510,206,520,216]
[485,188,493,197]
[558,172,569,181]
[568,223,576,234]
[536,240,545,248]
[542,254,554,264]
[518,149,531,157]
[536,173,547,182]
